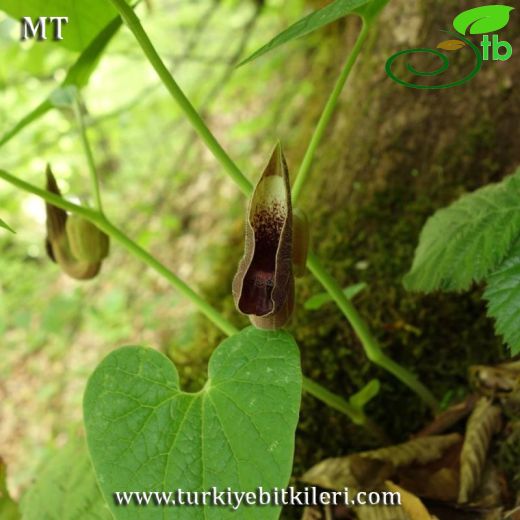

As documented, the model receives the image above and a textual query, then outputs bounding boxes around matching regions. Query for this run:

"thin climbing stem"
[308,252,439,412]
[109,0,252,197]
[0,169,384,436]
[74,97,104,214]
[291,19,369,205]
[0,169,235,336]
[108,0,439,411]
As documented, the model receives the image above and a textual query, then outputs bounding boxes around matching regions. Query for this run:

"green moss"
[172,3,510,505]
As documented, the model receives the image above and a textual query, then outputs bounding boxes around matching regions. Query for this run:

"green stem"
[0,169,235,336]
[108,0,252,197]
[302,376,362,425]
[0,168,381,434]
[107,0,439,412]
[303,375,389,443]
[307,252,440,412]
[291,19,369,205]
[74,98,104,214]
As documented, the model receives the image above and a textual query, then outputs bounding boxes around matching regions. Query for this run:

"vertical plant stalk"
[291,19,369,205]
[74,98,104,214]
[109,0,252,197]
[0,170,380,434]
[307,252,439,412]
[105,0,439,411]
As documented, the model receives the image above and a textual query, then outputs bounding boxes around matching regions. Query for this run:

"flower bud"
[232,142,295,330]
[66,215,109,263]
[44,165,106,280]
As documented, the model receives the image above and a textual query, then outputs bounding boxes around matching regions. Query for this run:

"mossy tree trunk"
[289,0,520,470]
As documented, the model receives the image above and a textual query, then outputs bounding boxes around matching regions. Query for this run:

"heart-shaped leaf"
[453,5,514,36]
[238,0,371,66]
[437,39,466,51]
[84,327,302,519]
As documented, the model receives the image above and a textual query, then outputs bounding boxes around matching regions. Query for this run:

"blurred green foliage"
[0,0,317,502]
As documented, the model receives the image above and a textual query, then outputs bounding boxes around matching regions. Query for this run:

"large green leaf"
[238,0,371,66]
[84,327,302,519]
[404,169,520,292]
[453,5,514,36]
[484,239,520,355]
[19,439,111,520]
[0,16,122,148]
[0,0,119,52]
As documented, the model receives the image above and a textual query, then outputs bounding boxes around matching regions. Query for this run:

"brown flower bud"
[44,165,105,280]
[66,215,109,263]
[232,143,295,330]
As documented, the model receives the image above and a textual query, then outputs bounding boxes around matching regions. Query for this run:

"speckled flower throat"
[233,143,308,330]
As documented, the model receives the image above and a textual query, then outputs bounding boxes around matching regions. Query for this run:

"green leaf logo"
[453,5,514,35]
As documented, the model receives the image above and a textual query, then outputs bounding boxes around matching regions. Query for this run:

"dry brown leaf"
[365,433,462,467]
[302,434,461,490]
[416,395,478,437]
[398,439,462,502]
[355,504,410,520]
[302,506,322,520]
[467,463,507,509]
[400,467,460,502]
[385,481,436,520]
[470,364,520,397]
[458,398,502,503]
[437,39,466,51]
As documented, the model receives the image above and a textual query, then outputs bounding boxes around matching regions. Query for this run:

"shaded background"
[0,0,519,516]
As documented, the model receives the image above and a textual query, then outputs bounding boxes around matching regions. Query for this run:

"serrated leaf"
[484,239,520,355]
[0,0,120,52]
[0,218,15,233]
[458,398,502,503]
[238,0,371,66]
[404,169,520,292]
[0,15,122,148]
[304,282,367,310]
[437,39,466,51]
[453,5,514,36]
[84,327,302,519]
[0,459,19,520]
[19,439,111,520]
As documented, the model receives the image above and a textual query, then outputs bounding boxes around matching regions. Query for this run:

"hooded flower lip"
[233,142,294,329]
[239,196,286,316]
